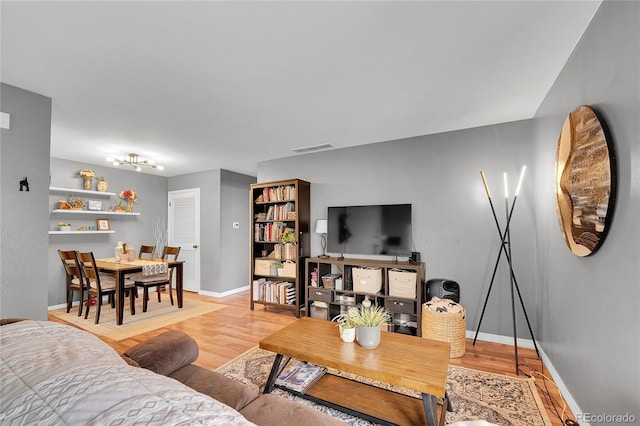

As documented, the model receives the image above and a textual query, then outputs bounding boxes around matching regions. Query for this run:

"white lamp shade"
[315,219,328,234]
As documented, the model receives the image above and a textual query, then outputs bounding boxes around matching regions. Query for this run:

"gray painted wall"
[1,83,51,320]
[532,0,639,419]
[169,170,219,294]
[220,170,256,292]
[169,169,254,294]
[47,158,168,307]
[259,119,538,339]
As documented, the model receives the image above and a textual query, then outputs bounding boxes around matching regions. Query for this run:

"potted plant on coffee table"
[346,303,391,349]
[332,313,356,343]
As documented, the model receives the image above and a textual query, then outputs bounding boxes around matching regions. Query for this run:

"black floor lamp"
[473,166,540,374]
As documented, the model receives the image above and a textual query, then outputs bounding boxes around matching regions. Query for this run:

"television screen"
[327,204,412,256]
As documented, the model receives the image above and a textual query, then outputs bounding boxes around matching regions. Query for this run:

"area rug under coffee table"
[216,347,552,426]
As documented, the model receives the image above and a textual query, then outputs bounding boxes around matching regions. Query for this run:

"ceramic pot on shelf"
[96,177,108,192]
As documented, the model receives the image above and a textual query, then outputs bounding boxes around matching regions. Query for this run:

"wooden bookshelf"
[250,179,310,317]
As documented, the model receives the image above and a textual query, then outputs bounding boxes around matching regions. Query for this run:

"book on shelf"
[262,185,296,203]
[253,279,296,305]
[275,361,326,394]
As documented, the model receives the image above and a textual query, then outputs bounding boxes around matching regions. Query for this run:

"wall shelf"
[51,209,140,216]
[49,230,115,235]
[49,186,116,197]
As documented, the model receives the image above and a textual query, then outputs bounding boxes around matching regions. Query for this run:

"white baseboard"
[466,330,537,349]
[469,330,582,424]
[199,285,250,299]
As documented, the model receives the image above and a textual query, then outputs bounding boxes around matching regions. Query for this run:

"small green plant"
[332,313,356,329]
[334,304,391,328]
[279,229,297,244]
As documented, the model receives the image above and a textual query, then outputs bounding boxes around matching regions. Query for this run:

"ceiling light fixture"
[106,153,164,172]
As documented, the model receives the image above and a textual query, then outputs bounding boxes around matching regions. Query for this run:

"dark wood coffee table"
[259,317,450,426]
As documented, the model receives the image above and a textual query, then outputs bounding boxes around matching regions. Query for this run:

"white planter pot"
[339,325,356,343]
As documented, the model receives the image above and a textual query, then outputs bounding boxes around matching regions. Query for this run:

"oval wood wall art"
[555,105,616,256]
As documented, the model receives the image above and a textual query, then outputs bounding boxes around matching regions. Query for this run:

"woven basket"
[421,305,466,358]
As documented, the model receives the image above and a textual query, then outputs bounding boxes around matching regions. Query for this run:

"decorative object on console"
[475,167,539,374]
[107,153,164,172]
[315,219,328,258]
[76,169,95,190]
[555,105,615,257]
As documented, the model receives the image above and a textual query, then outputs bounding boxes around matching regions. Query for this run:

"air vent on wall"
[292,144,334,154]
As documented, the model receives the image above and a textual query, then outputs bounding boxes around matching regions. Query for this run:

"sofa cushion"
[124,330,198,376]
[240,394,345,426]
[169,364,259,411]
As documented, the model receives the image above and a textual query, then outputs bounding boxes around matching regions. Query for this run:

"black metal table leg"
[422,393,438,426]
[263,354,293,394]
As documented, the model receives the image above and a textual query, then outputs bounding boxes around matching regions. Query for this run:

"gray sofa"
[123,329,343,426]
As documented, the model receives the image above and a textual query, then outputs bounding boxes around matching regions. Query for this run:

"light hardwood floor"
[49,290,573,426]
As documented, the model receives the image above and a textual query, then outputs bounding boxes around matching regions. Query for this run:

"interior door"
[168,188,200,292]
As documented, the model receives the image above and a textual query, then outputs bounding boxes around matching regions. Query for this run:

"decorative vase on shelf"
[96,177,108,192]
[127,199,134,213]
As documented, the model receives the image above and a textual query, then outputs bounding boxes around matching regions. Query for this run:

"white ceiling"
[1,1,601,177]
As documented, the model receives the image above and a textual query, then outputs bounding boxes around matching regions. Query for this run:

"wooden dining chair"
[58,249,84,316]
[133,245,180,312]
[76,251,136,324]
[126,244,155,299]
[139,244,155,259]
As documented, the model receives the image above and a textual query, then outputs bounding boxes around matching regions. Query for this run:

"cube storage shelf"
[304,256,426,336]
[250,179,310,318]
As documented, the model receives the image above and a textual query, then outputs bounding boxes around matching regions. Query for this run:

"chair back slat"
[139,245,155,259]
[58,249,79,277]
[161,246,180,281]
[75,251,102,290]
[162,246,180,261]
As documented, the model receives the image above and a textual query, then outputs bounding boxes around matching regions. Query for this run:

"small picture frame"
[96,218,111,231]
[88,200,102,211]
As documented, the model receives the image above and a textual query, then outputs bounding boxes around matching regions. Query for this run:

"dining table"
[95,257,185,326]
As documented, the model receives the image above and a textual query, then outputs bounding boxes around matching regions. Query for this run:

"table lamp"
[315,219,328,258]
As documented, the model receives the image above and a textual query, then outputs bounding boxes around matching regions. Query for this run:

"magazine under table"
[263,353,449,426]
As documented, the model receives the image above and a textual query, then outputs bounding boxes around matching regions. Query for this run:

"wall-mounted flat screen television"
[327,204,412,257]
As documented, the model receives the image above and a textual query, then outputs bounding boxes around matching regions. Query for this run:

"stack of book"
[252,279,296,305]
[254,222,292,242]
[262,185,296,202]
[263,203,295,221]
[275,361,326,394]
[273,242,297,260]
